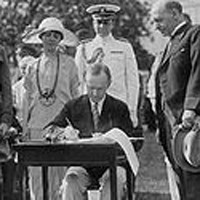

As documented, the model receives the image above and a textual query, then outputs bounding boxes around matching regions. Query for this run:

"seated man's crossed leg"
[60,166,126,200]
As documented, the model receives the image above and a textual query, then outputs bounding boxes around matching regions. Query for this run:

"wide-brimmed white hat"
[38,17,65,40]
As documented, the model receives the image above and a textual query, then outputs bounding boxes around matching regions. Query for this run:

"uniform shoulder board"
[80,38,93,44]
[116,37,130,43]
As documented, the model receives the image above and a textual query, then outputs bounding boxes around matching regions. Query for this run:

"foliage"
[0,0,153,70]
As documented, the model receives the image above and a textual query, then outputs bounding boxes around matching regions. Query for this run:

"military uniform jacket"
[75,34,140,126]
[155,23,200,125]
[0,45,12,126]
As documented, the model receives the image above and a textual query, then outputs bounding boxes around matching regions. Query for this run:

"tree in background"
[0,0,154,71]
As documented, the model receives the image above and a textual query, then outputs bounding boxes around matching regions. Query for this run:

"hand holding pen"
[61,117,79,141]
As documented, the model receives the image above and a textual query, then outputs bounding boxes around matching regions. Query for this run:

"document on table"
[103,128,140,176]
[62,128,140,175]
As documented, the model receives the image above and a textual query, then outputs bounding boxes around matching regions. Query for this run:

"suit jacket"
[155,23,200,125]
[0,45,12,126]
[50,94,135,138]
[50,94,142,179]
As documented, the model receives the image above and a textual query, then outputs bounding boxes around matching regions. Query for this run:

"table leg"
[18,164,25,200]
[110,149,117,200]
[126,163,133,200]
[42,166,49,200]
[110,164,117,200]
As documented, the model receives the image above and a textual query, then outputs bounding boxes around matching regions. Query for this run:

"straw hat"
[172,123,200,172]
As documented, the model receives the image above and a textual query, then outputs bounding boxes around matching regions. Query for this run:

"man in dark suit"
[152,0,200,199]
[0,45,13,200]
[46,62,141,200]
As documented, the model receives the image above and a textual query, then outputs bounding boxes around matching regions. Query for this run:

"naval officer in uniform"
[75,4,140,127]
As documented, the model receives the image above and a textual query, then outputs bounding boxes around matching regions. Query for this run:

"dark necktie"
[92,102,100,132]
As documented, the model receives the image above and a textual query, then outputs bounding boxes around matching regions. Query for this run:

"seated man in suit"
[45,62,142,200]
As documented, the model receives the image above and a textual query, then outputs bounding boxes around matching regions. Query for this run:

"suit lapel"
[160,23,191,66]
[160,40,172,65]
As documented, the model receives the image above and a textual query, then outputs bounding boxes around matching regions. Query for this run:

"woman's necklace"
[36,53,60,107]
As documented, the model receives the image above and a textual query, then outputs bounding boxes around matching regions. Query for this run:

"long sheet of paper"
[103,128,139,176]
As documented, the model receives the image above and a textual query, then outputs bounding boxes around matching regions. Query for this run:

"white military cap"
[86,4,120,19]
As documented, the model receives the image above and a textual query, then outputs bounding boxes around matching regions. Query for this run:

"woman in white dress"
[24,17,79,200]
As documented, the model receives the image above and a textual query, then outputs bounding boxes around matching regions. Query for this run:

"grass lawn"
[134,130,171,200]
[135,192,170,200]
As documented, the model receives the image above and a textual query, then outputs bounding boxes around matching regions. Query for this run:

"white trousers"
[165,156,180,200]
[60,166,127,200]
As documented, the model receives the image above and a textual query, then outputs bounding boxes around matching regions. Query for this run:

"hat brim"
[22,28,43,44]
[172,127,200,173]
[60,29,79,47]
[22,34,43,44]
[92,14,116,20]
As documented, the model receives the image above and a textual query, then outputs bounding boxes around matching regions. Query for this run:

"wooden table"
[13,138,136,200]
